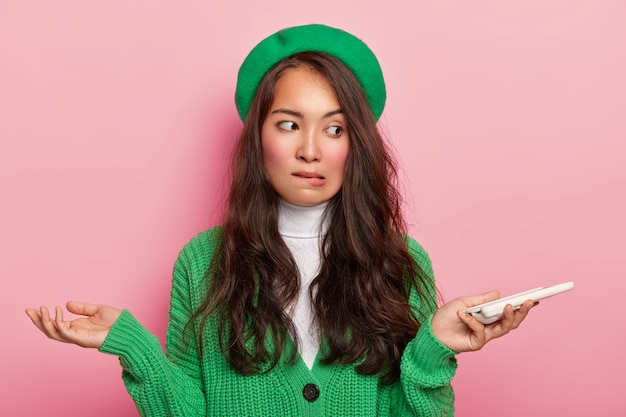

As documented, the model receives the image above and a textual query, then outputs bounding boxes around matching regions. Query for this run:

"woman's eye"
[325,126,343,137]
[278,121,298,131]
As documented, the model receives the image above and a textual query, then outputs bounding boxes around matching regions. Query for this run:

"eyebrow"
[270,108,344,118]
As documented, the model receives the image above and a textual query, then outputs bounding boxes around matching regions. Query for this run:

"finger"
[39,306,63,340]
[25,308,46,332]
[457,310,487,350]
[510,300,535,329]
[54,306,71,337]
[484,304,516,341]
[500,304,516,331]
[464,290,501,308]
[53,306,82,344]
[66,301,100,317]
[457,310,485,333]
[25,308,41,322]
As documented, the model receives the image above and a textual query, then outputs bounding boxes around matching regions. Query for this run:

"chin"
[286,199,320,207]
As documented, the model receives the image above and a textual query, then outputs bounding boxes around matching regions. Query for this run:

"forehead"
[271,66,341,111]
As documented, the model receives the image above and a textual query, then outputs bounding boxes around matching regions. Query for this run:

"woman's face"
[261,66,350,206]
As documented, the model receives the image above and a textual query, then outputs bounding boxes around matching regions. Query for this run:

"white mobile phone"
[463,281,575,324]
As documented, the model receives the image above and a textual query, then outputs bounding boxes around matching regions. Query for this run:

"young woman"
[26,24,534,416]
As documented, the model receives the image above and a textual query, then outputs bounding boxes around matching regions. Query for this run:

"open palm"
[25,302,122,349]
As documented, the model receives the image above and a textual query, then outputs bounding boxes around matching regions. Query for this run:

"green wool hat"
[235,24,386,122]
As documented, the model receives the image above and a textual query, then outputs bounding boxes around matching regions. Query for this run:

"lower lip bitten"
[294,175,326,186]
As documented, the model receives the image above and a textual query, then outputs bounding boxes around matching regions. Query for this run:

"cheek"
[260,128,282,169]
[328,141,350,174]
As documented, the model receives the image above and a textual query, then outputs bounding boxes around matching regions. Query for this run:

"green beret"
[235,24,386,122]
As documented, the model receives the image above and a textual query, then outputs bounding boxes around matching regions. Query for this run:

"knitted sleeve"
[393,237,457,416]
[99,230,220,417]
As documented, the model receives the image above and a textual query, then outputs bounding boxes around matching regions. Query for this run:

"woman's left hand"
[431,290,536,353]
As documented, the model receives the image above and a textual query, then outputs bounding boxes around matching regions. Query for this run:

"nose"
[296,130,320,163]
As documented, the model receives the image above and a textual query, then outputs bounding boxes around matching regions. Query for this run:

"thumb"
[464,290,501,308]
[66,301,101,316]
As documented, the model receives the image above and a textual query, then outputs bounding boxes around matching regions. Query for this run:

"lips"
[293,171,326,186]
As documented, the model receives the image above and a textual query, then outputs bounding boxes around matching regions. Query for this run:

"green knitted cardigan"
[100,227,457,416]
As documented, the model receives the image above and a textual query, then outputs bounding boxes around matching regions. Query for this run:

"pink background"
[2,1,624,416]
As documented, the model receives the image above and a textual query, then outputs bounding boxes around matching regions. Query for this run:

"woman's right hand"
[25,302,122,349]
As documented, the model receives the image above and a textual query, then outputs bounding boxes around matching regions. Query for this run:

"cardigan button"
[302,383,320,402]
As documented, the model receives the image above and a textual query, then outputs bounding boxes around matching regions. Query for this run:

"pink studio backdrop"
[1,1,624,416]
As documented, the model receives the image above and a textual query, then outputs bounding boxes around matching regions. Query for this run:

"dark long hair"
[191,52,436,382]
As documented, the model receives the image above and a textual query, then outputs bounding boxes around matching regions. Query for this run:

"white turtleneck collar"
[277,199,329,238]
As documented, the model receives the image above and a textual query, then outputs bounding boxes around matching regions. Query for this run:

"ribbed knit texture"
[100,227,457,416]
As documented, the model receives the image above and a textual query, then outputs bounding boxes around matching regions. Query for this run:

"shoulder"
[174,226,224,274]
[184,226,223,252]
[181,226,223,254]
